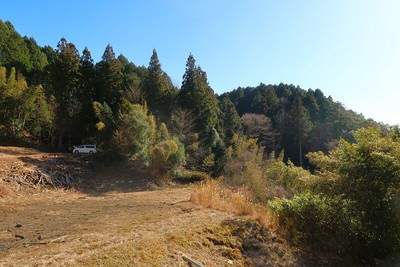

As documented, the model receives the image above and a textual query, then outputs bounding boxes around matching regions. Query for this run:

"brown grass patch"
[0,184,13,197]
[190,179,276,231]
[190,179,254,215]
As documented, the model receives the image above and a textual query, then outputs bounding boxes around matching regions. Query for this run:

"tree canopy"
[0,19,385,168]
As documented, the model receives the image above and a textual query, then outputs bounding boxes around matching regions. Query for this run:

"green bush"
[265,161,314,195]
[111,101,156,167]
[269,193,362,255]
[151,138,185,177]
[270,128,400,262]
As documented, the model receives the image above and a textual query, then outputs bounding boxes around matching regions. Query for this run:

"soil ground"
[0,146,368,266]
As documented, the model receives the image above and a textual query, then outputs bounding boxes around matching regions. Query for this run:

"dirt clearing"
[0,146,310,266]
[1,187,239,266]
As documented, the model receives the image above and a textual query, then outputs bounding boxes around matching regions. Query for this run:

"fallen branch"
[23,235,68,246]
[15,234,25,239]
[182,254,204,267]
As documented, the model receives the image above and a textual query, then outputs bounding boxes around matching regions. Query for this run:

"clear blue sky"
[2,0,399,125]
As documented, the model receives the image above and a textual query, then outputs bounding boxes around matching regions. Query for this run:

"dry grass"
[0,184,13,197]
[190,179,255,216]
[190,179,276,231]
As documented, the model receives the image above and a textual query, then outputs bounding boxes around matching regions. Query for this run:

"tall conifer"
[179,54,219,134]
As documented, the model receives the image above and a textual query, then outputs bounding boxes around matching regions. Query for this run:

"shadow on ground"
[17,154,157,196]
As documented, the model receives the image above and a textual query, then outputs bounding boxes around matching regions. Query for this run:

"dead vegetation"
[190,179,255,216]
[4,159,82,189]
[0,147,95,197]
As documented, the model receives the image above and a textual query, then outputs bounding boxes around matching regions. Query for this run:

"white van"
[73,145,97,154]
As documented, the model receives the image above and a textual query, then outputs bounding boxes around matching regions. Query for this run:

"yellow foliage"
[151,140,180,177]
[202,153,215,169]
[0,67,6,85]
[148,114,156,144]
[95,121,106,131]
[226,146,233,159]
[158,123,170,141]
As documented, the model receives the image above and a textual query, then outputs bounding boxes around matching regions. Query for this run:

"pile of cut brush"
[1,156,93,191]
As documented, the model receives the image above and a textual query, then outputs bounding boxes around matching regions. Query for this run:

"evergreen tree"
[41,45,57,66]
[23,37,48,85]
[118,54,144,104]
[288,96,313,166]
[265,86,280,118]
[0,20,32,73]
[143,49,174,118]
[303,89,319,122]
[95,44,123,113]
[179,54,219,134]
[219,97,243,141]
[78,47,97,140]
[93,101,114,146]
[48,38,81,150]
[112,100,156,166]
[251,84,279,118]
[79,47,95,98]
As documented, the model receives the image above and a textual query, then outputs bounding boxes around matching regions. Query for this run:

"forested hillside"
[220,83,381,166]
[0,20,382,168]
[2,19,400,264]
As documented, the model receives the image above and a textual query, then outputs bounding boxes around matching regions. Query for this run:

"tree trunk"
[299,135,303,167]
[58,132,65,151]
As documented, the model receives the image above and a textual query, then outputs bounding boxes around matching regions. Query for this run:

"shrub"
[269,193,362,255]
[150,138,185,178]
[271,128,400,262]
[310,128,400,259]
[111,101,155,167]
[265,161,310,195]
[223,135,266,202]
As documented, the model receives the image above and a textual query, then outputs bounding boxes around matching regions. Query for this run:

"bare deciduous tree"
[171,108,198,140]
[241,113,279,152]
